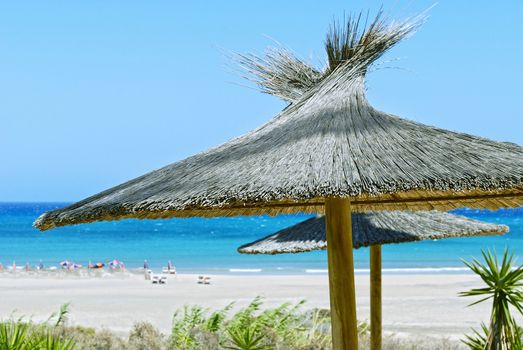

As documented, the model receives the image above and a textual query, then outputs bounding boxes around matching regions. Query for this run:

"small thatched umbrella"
[237,211,510,349]
[238,211,509,254]
[35,11,522,350]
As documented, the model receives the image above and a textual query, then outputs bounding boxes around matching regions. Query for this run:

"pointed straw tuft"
[234,48,323,103]
[236,9,426,103]
[325,9,425,74]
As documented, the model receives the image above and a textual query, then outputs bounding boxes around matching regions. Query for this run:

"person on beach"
[25,262,30,272]
[119,261,125,271]
[108,259,119,269]
[0,262,3,271]
[38,260,44,270]
[167,260,176,274]
[12,261,16,271]
[143,260,149,270]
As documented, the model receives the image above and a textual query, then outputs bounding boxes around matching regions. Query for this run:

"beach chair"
[163,267,177,274]
[197,276,211,285]
[151,274,167,284]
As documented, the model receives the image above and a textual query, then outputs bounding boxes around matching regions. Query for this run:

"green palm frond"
[224,324,270,350]
[463,323,489,350]
[461,248,523,350]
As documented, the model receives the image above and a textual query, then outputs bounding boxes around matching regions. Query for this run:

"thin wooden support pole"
[370,245,382,350]
[325,198,358,350]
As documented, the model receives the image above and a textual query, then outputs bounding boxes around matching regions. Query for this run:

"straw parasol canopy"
[237,211,509,254]
[34,12,522,232]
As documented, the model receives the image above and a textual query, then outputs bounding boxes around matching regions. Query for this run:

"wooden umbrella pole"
[370,245,382,350]
[325,198,358,350]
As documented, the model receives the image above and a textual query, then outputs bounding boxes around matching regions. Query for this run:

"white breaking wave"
[383,267,469,273]
[356,267,470,273]
[229,268,262,272]
[305,269,328,273]
[305,267,470,274]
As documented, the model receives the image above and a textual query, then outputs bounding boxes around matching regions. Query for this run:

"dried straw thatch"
[237,211,509,254]
[34,12,523,231]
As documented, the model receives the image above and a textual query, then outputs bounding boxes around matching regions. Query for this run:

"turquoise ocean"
[1,203,522,274]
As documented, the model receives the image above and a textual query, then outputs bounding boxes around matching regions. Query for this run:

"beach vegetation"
[461,248,523,350]
[0,299,464,349]
[128,322,165,350]
[69,327,126,350]
[223,324,270,350]
[49,304,70,328]
[167,296,362,349]
[0,319,75,350]
[169,305,212,349]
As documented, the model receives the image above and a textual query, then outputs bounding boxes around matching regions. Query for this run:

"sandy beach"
[0,272,491,340]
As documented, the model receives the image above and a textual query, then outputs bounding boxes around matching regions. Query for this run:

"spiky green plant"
[463,324,491,350]
[39,330,75,350]
[223,323,270,350]
[222,297,266,349]
[460,249,523,350]
[0,304,76,350]
[0,321,75,350]
[0,321,34,350]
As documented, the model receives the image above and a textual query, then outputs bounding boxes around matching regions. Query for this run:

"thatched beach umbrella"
[34,11,522,350]
[237,211,510,349]
[237,211,509,254]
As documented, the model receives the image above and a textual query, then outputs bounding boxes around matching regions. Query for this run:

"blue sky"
[1,1,522,201]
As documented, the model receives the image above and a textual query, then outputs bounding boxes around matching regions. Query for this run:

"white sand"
[0,272,490,339]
